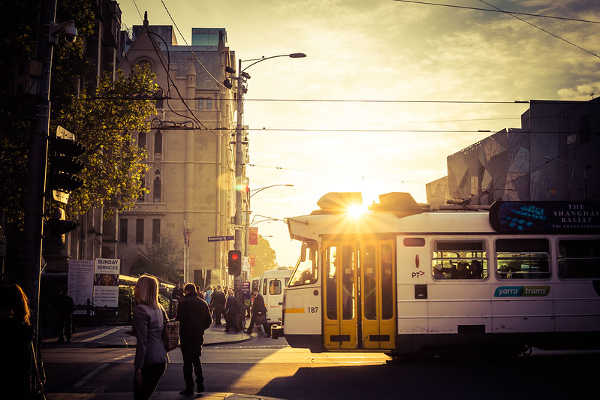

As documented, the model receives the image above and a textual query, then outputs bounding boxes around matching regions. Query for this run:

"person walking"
[133,275,168,400]
[210,286,226,327]
[0,283,38,399]
[56,289,74,343]
[177,283,212,395]
[245,288,268,336]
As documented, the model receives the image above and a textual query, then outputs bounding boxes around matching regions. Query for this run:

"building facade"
[427,97,600,207]
[114,18,240,287]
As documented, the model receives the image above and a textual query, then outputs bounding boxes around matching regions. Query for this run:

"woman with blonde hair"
[133,275,167,400]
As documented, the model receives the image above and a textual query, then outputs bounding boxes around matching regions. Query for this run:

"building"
[427,97,600,206]
[114,16,240,287]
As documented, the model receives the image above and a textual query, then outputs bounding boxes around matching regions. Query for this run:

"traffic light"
[228,250,241,276]
[44,126,84,260]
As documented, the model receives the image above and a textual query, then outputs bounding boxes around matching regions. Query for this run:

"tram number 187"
[308,306,319,313]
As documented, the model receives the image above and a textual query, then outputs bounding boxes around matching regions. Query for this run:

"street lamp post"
[232,54,305,266]
[245,185,294,257]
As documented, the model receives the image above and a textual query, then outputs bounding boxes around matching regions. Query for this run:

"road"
[42,326,598,399]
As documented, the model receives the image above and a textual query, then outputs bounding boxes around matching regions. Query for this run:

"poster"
[68,259,94,312]
[93,258,120,308]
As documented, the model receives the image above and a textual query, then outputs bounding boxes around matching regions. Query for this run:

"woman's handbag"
[161,308,179,352]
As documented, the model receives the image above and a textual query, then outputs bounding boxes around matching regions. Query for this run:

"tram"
[283,192,600,355]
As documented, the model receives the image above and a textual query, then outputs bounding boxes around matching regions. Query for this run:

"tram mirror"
[300,243,308,262]
[309,248,315,261]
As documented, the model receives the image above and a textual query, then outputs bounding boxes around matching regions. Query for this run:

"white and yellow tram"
[283,192,600,355]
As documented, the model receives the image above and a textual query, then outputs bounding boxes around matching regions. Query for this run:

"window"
[269,279,282,295]
[153,177,161,202]
[496,239,550,279]
[138,132,146,149]
[136,219,144,244]
[154,131,162,154]
[138,178,145,202]
[206,98,213,110]
[152,219,160,244]
[558,239,600,279]
[119,218,128,243]
[289,244,318,287]
[404,238,425,247]
[432,240,488,280]
[262,278,267,296]
[326,246,337,320]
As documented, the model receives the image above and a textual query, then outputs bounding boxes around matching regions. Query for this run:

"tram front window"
[289,244,318,287]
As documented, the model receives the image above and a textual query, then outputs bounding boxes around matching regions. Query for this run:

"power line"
[146,31,209,129]
[130,0,143,23]
[243,128,493,133]
[160,0,228,90]
[394,0,600,24]
[92,96,530,104]
[477,0,600,60]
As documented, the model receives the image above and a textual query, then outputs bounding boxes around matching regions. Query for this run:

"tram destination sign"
[489,201,600,234]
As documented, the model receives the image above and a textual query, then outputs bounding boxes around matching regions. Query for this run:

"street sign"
[249,227,258,245]
[208,235,234,242]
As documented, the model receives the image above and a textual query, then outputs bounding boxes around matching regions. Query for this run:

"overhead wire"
[478,0,600,61]
[394,0,600,24]
[130,0,143,22]
[160,0,229,90]
[146,31,209,129]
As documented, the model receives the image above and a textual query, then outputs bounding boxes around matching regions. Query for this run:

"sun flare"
[346,203,368,219]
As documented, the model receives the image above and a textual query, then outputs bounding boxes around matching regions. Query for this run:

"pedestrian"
[176,282,212,395]
[204,286,213,306]
[224,289,241,333]
[210,286,226,327]
[56,289,74,344]
[133,275,168,400]
[0,282,38,399]
[245,288,268,336]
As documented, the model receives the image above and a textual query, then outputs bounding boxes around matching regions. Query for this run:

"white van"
[258,267,292,332]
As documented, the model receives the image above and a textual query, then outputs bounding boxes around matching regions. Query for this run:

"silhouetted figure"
[177,283,212,395]
[56,289,74,343]
[246,289,268,336]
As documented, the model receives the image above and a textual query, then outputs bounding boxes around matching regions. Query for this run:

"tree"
[129,237,182,283]
[57,64,158,217]
[248,235,277,278]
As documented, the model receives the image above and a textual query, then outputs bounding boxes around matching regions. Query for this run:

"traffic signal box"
[44,127,85,263]
[228,250,242,276]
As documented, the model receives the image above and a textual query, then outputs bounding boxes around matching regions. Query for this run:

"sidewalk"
[46,392,284,400]
[43,325,251,348]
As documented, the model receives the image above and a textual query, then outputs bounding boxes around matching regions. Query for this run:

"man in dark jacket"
[245,288,268,336]
[176,283,212,395]
[209,286,226,327]
[56,289,74,343]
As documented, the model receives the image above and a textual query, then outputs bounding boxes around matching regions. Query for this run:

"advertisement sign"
[489,201,600,234]
[68,259,94,311]
[248,227,258,245]
[93,258,120,308]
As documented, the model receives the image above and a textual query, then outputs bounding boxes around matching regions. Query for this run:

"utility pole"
[24,0,56,349]
[233,58,245,287]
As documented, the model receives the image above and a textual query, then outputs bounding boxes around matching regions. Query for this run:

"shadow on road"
[257,352,599,400]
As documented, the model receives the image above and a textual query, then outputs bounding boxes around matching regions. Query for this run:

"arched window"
[153,176,161,202]
[154,131,162,154]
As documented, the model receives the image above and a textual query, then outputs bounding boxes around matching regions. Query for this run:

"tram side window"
[496,239,550,279]
[432,241,488,280]
[289,245,318,287]
[558,239,600,279]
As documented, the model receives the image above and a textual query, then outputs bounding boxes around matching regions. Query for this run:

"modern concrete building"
[112,17,240,287]
[427,97,600,206]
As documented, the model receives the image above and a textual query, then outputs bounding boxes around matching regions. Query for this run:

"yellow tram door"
[323,242,359,350]
[360,240,396,349]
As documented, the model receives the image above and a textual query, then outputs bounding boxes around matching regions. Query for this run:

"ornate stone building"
[113,18,240,286]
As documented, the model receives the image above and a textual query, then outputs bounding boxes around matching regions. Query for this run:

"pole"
[234,58,244,254]
[24,0,56,349]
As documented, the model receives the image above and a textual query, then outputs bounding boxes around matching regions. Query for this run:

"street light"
[250,184,294,199]
[229,53,306,265]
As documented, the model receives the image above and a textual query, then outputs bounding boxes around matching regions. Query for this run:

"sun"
[346,203,369,219]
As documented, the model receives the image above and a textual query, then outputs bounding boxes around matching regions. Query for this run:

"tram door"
[360,240,396,349]
[323,243,359,349]
[323,240,396,350]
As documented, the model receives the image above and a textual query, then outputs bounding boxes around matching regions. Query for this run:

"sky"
[120,0,600,267]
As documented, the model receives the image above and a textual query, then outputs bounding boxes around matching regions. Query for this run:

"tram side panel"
[283,284,322,351]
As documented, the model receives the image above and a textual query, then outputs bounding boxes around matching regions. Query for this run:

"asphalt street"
[42,325,600,400]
